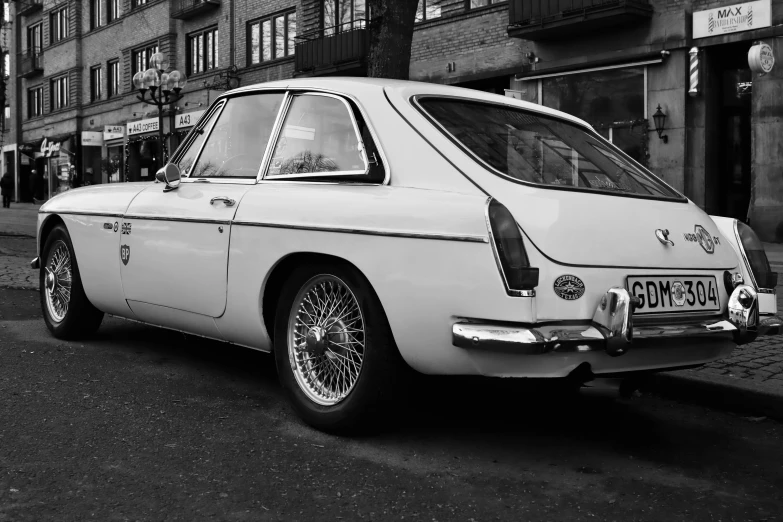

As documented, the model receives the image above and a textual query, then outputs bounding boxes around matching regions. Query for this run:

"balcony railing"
[294,20,369,76]
[508,0,653,40]
[18,49,43,78]
[171,0,220,20]
[17,0,43,16]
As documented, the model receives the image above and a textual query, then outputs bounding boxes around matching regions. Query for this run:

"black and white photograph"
[1,0,783,519]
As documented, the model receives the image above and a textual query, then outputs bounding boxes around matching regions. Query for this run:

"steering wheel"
[213,154,260,177]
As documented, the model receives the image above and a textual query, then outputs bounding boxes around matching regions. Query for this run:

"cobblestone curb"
[644,369,783,422]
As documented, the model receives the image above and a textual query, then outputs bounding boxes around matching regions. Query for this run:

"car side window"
[266,94,368,178]
[176,102,223,178]
[187,93,285,179]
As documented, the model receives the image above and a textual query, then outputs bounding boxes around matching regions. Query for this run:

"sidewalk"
[1,203,783,418]
[0,202,41,238]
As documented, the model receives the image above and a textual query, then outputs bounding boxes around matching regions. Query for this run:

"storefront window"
[542,67,646,163]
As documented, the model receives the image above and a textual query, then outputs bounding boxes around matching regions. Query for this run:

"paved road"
[2,287,783,521]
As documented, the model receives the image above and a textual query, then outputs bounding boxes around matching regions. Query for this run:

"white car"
[32,78,781,432]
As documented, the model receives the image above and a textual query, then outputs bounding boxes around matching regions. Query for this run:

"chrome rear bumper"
[453,285,782,356]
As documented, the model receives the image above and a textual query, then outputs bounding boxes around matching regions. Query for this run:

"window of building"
[2,52,9,78]
[51,75,69,111]
[91,0,104,29]
[3,3,9,23]
[131,0,149,9]
[107,0,120,22]
[108,59,120,97]
[132,44,159,78]
[249,10,296,64]
[50,6,70,43]
[467,0,503,7]
[323,0,364,34]
[28,86,43,118]
[187,27,218,76]
[416,0,442,21]
[90,66,102,102]
[27,23,43,53]
[540,66,646,163]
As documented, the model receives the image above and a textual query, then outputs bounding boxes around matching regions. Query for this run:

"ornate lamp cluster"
[132,52,188,103]
[131,52,188,165]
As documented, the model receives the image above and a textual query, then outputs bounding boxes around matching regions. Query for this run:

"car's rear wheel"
[274,263,403,433]
[40,224,104,339]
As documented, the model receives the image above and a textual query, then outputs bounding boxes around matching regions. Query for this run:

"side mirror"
[155,163,181,192]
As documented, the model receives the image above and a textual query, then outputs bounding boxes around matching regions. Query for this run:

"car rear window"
[417,98,682,199]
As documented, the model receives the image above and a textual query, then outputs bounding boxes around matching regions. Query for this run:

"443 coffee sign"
[748,42,775,75]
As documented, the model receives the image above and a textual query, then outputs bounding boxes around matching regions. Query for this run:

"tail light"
[486,198,539,295]
[736,221,778,289]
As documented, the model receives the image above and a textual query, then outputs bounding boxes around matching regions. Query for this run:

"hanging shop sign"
[40,138,62,157]
[174,110,206,130]
[82,131,104,147]
[693,0,771,39]
[104,125,124,141]
[127,118,159,136]
[748,42,775,75]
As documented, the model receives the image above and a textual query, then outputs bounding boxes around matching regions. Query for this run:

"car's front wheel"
[40,224,104,339]
[274,263,403,433]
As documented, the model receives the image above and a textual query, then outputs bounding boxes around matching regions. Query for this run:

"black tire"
[40,224,104,339]
[273,262,406,434]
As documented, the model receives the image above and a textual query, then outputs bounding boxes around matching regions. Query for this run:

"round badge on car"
[553,275,585,301]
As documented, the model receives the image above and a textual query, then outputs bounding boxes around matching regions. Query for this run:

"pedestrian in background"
[1,171,12,208]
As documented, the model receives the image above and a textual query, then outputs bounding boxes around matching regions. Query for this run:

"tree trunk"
[366,0,419,80]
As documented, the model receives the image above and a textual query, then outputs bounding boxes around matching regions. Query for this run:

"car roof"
[224,77,593,130]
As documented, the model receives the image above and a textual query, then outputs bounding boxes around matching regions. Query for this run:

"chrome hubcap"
[287,275,366,406]
[44,242,72,323]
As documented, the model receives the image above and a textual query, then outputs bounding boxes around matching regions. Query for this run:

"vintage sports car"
[32,78,782,432]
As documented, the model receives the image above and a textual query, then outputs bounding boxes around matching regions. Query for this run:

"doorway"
[707,42,752,221]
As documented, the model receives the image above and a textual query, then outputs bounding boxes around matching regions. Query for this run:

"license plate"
[627,276,720,315]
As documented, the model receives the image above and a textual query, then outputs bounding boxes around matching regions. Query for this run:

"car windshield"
[418,98,681,199]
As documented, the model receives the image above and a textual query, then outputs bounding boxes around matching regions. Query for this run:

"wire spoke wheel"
[44,241,73,323]
[287,275,366,406]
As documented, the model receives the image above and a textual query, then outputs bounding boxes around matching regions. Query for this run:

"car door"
[120,92,286,318]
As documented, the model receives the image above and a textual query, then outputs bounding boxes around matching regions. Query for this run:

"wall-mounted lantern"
[652,104,668,144]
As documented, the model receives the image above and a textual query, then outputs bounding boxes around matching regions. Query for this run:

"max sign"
[693,0,771,39]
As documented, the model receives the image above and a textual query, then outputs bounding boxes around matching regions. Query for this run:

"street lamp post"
[131,53,187,168]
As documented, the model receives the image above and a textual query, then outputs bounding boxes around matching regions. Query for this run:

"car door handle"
[210,197,236,207]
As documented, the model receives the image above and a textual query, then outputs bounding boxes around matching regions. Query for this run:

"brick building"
[7,0,783,241]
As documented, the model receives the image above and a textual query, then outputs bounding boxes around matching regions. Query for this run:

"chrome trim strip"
[232,220,488,243]
[256,91,292,182]
[757,288,776,294]
[633,319,737,340]
[123,214,232,225]
[39,210,124,218]
[452,322,606,355]
[452,318,737,355]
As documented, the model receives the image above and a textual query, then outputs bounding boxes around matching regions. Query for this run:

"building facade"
[8,0,783,240]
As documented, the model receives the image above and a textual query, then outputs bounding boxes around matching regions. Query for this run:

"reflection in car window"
[177,104,222,178]
[188,93,284,178]
[418,98,681,199]
[267,95,367,177]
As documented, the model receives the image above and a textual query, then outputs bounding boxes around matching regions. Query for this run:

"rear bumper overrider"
[453,285,783,357]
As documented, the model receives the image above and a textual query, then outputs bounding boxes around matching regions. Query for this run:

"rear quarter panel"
[217,183,536,374]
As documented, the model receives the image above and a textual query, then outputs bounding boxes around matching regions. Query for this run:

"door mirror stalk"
[155,163,182,192]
